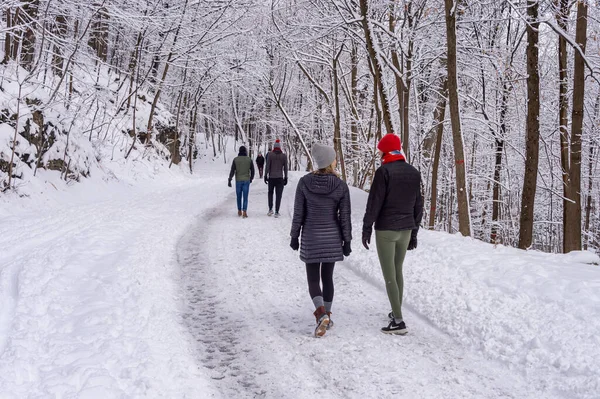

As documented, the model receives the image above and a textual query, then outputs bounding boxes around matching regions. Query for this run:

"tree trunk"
[4,9,13,63]
[444,0,471,237]
[52,15,67,76]
[555,0,572,252]
[332,50,347,181]
[360,0,394,135]
[19,0,40,70]
[429,78,448,229]
[518,0,541,249]
[491,81,509,244]
[350,43,360,184]
[389,4,407,150]
[565,0,588,252]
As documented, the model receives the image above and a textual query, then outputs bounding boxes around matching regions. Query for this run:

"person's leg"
[242,181,250,211]
[306,263,330,337]
[321,262,335,312]
[268,179,275,211]
[275,179,284,213]
[235,181,243,211]
[392,230,412,321]
[306,263,324,308]
[375,230,402,321]
[259,167,263,178]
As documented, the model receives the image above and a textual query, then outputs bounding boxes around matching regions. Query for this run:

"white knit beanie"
[312,143,337,170]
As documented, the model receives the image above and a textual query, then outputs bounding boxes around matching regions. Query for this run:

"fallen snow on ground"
[1,165,599,398]
[0,165,229,398]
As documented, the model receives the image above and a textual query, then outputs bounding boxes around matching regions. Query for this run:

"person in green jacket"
[228,146,255,218]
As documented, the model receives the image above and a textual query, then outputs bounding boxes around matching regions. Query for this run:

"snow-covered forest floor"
[1,158,598,398]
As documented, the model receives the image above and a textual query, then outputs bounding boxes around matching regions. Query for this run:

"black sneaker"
[381,320,408,335]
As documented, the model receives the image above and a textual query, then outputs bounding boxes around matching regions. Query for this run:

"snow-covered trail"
[178,179,558,399]
[0,171,230,398]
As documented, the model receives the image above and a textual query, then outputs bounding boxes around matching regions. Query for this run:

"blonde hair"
[313,164,338,176]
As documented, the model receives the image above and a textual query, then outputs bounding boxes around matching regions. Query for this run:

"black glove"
[342,241,352,256]
[284,177,288,186]
[362,228,372,250]
[290,237,299,251]
[264,177,269,185]
[407,236,417,250]
[228,179,232,187]
[250,179,253,184]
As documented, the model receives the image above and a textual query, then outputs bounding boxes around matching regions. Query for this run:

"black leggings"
[305,262,335,302]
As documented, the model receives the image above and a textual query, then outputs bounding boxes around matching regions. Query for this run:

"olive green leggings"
[375,230,411,321]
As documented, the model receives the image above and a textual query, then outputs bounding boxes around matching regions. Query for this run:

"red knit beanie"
[377,134,402,154]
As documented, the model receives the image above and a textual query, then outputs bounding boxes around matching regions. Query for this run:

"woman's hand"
[343,241,352,256]
[290,237,299,251]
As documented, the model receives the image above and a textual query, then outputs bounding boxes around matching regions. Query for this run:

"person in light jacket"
[362,134,423,335]
[228,145,255,218]
[290,143,352,338]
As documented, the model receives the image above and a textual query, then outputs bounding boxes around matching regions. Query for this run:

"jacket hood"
[302,173,341,195]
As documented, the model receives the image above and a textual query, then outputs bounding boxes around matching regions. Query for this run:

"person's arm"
[265,155,271,177]
[228,159,236,181]
[339,183,352,243]
[413,174,424,237]
[283,155,288,179]
[290,179,306,239]
[362,167,386,232]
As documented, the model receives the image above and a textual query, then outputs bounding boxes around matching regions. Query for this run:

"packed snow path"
[178,182,560,399]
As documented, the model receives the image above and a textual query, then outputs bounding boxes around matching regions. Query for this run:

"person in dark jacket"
[362,133,423,335]
[265,139,288,218]
[290,143,352,338]
[256,153,265,178]
[228,145,255,218]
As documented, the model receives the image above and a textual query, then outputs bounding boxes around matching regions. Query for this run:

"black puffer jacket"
[363,160,423,236]
[291,173,352,264]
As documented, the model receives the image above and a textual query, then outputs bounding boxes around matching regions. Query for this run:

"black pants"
[306,262,335,302]
[258,166,264,178]
[268,178,284,212]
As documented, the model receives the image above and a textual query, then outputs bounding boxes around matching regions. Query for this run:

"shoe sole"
[381,328,408,335]
[314,318,330,338]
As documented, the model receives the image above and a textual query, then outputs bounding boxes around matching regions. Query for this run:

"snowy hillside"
[1,159,598,398]
[0,59,194,202]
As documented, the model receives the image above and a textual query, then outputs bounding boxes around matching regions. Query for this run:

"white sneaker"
[267,210,274,216]
[274,212,280,218]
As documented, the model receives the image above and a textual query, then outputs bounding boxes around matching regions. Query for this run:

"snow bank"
[346,184,600,398]
[0,162,231,398]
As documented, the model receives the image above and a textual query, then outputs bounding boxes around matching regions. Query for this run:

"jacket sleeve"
[265,155,271,177]
[362,166,386,233]
[412,175,424,238]
[339,183,352,242]
[284,156,288,179]
[228,159,236,181]
[250,160,255,181]
[290,179,306,239]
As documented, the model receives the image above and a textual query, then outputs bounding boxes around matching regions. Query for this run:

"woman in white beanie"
[290,143,352,337]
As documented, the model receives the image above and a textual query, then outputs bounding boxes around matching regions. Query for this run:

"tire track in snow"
[178,200,269,397]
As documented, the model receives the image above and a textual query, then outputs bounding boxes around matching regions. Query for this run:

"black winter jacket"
[291,173,352,264]
[256,155,265,167]
[362,160,423,237]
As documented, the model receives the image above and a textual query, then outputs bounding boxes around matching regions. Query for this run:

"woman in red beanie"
[362,133,423,335]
